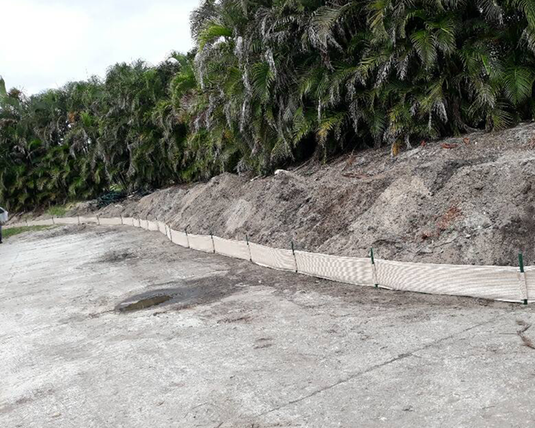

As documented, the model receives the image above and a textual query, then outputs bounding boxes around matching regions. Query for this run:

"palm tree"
[2,0,535,211]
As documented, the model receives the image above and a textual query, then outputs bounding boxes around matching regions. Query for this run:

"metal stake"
[291,240,298,273]
[371,248,378,288]
[520,253,528,305]
[246,234,253,262]
[185,226,190,248]
[210,231,215,253]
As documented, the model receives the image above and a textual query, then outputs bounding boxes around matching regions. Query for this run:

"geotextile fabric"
[6,216,531,303]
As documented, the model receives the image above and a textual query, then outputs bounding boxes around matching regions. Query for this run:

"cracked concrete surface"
[1,226,535,427]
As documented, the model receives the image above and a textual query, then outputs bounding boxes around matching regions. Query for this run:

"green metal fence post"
[246,234,252,262]
[185,226,190,248]
[371,248,378,288]
[291,240,298,273]
[519,253,528,305]
[210,230,215,253]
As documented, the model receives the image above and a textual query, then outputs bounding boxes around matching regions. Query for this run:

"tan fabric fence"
[80,216,99,224]
[147,221,159,232]
[5,216,532,303]
[213,236,251,261]
[170,228,189,247]
[248,242,296,272]
[188,233,214,253]
[296,251,374,287]
[99,217,123,226]
[375,259,525,302]
[525,266,535,299]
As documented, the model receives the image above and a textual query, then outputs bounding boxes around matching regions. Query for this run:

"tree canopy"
[2,0,535,211]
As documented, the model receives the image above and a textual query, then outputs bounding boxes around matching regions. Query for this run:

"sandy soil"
[25,122,531,268]
[1,226,535,427]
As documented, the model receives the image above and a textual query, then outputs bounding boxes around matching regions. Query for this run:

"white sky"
[0,0,201,94]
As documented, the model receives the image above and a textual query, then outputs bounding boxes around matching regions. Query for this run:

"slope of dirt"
[17,122,535,267]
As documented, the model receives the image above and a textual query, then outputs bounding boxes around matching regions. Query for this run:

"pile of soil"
[45,123,535,266]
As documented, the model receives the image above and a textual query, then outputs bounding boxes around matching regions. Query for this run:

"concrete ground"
[1,226,535,428]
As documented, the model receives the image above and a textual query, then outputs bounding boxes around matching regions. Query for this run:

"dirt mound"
[66,123,535,267]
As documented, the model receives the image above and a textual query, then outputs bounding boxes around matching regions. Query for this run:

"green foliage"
[2,0,535,212]
[46,205,68,217]
[0,55,191,211]
[189,0,535,164]
[2,225,54,240]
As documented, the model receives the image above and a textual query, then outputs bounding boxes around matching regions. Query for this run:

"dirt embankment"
[37,123,535,266]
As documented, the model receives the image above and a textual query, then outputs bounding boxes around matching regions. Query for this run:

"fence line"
[4,216,532,304]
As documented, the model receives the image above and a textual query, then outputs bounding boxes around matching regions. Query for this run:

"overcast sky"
[0,0,201,94]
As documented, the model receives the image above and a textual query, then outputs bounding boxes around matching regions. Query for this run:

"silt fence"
[4,216,532,304]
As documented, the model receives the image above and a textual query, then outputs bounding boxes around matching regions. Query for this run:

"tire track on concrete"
[252,314,506,420]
